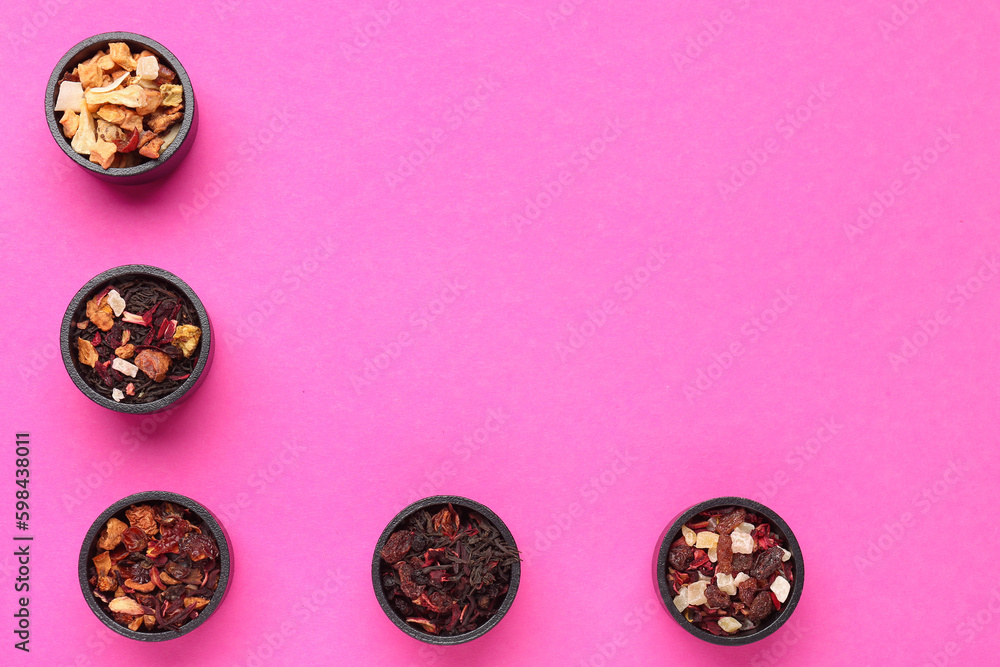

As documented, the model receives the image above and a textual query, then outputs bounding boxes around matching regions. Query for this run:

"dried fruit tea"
[86,501,220,632]
[70,277,202,404]
[379,504,520,636]
[667,505,794,636]
[55,41,184,169]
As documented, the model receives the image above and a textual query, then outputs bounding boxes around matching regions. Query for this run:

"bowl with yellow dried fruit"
[655,497,804,646]
[61,265,213,414]
[46,32,197,184]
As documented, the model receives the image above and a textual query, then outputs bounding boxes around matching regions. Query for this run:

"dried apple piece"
[184,597,211,611]
[96,104,127,125]
[108,597,144,615]
[89,140,117,169]
[85,85,147,109]
[171,325,201,358]
[96,53,116,71]
[85,293,114,331]
[126,505,159,537]
[93,551,113,579]
[139,137,165,160]
[124,579,156,593]
[70,105,97,155]
[135,89,163,116]
[77,338,98,367]
[97,518,128,550]
[77,59,103,89]
[59,110,80,138]
[120,108,144,133]
[159,84,183,107]
[108,42,137,71]
[148,105,182,133]
[115,344,136,359]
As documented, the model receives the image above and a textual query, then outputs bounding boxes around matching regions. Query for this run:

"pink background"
[2,1,999,665]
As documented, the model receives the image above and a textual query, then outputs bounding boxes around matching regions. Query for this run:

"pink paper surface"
[2,1,999,665]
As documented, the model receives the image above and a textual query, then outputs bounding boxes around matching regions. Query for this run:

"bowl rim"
[45,31,196,179]
[60,264,212,414]
[371,495,521,645]
[77,490,232,641]
[654,496,804,646]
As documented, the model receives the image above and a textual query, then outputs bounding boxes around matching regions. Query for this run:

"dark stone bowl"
[46,32,197,184]
[372,495,521,645]
[60,264,213,414]
[78,491,232,641]
[654,496,804,646]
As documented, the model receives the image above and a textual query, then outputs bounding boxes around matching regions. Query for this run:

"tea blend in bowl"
[378,503,520,638]
[54,40,184,169]
[69,276,202,405]
[85,500,221,633]
[666,505,796,637]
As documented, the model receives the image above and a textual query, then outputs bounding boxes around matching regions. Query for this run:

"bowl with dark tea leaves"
[655,496,803,646]
[79,491,232,641]
[61,264,212,414]
[372,495,521,645]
